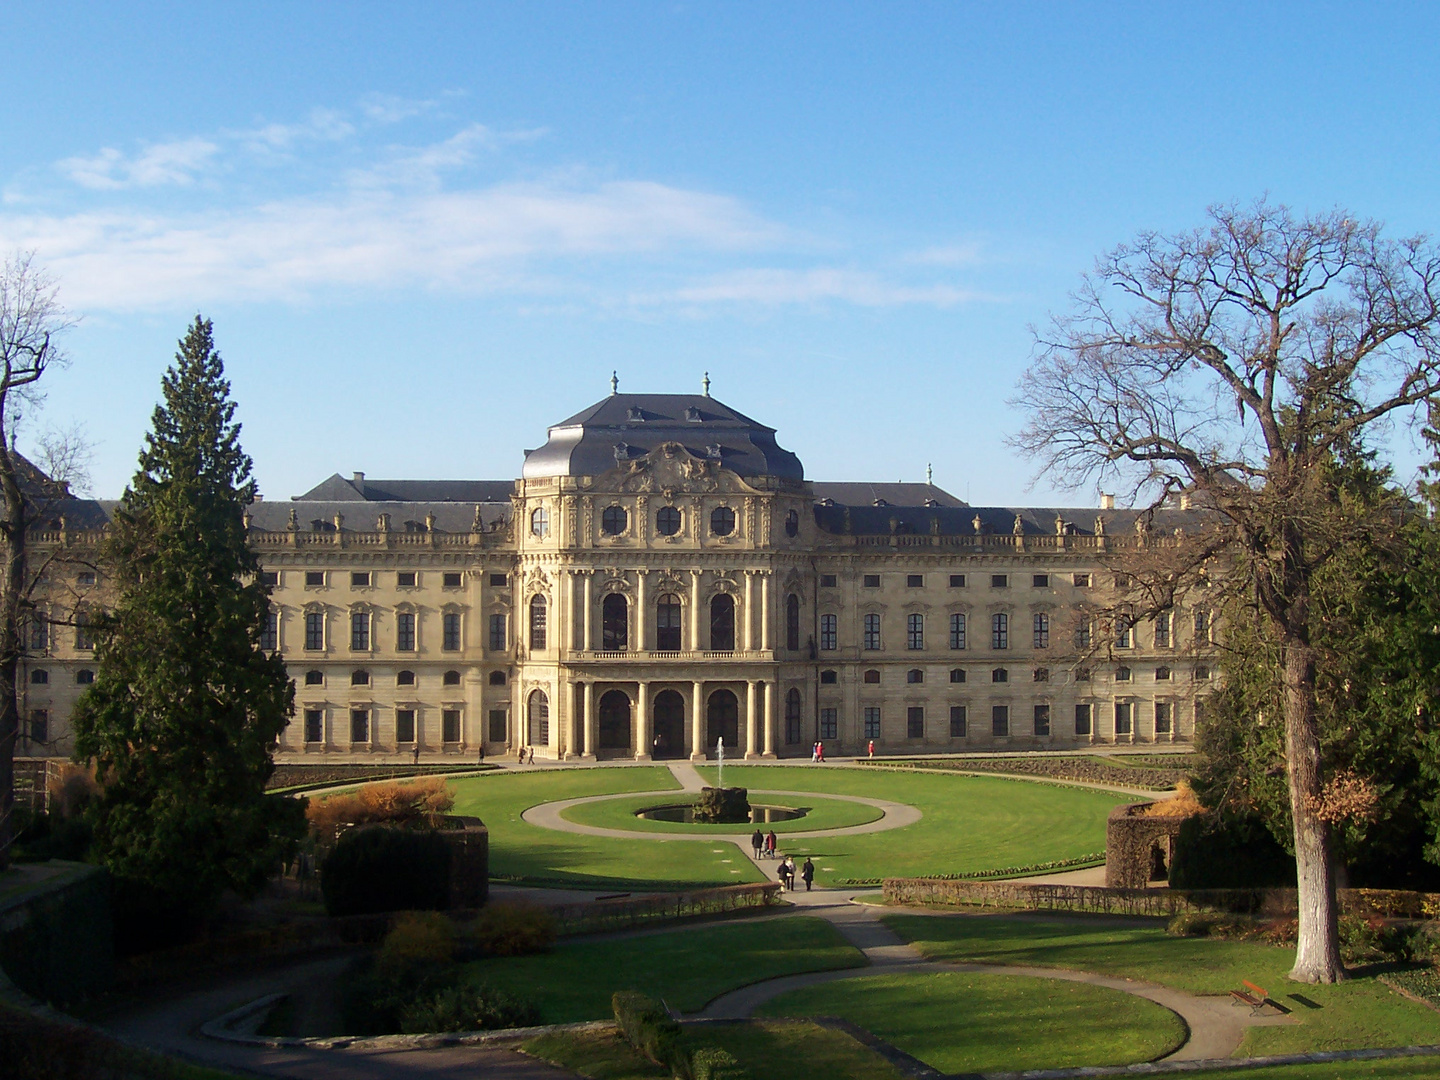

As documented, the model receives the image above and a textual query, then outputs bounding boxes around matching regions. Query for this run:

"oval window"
[601,505,628,535]
[656,506,682,536]
[710,505,735,536]
[530,506,549,538]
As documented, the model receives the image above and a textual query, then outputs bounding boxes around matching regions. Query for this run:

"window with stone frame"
[305,611,325,650]
[949,705,967,737]
[304,709,324,743]
[351,610,370,651]
[1155,610,1172,648]
[786,593,801,651]
[1033,703,1051,736]
[863,612,881,650]
[656,594,682,650]
[820,613,837,650]
[949,612,967,649]
[991,612,1008,649]
[907,706,924,739]
[489,612,507,651]
[1033,613,1049,649]
[785,688,803,744]
[820,707,838,740]
[350,709,370,743]
[396,611,416,651]
[396,709,417,743]
[864,707,881,739]
[907,612,924,650]
[602,593,628,651]
[1155,700,1173,735]
[443,611,462,651]
[260,609,278,652]
[530,595,548,650]
[991,705,1010,736]
[443,709,461,743]
[1115,701,1134,736]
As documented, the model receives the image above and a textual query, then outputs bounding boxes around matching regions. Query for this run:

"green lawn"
[884,913,1440,1055]
[559,792,883,834]
[757,970,1186,1073]
[696,765,1125,883]
[446,768,765,888]
[461,915,865,1022]
[524,1019,906,1080]
[1191,1059,1440,1080]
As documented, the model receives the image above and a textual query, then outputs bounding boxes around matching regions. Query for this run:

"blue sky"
[3,2,1437,504]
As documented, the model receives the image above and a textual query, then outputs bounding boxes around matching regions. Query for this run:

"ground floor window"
[396,708,416,743]
[1155,701,1172,735]
[28,709,47,745]
[1115,701,1133,736]
[1075,703,1092,737]
[820,707,838,740]
[1033,703,1050,736]
[991,705,1009,737]
[907,706,924,739]
[350,709,369,743]
[949,705,967,737]
[444,709,462,743]
[785,688,802,745]
[305,709,323,743]
[488,708,507,743]
[863,706,881,739]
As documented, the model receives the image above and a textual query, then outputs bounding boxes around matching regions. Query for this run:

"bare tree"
[1012,201,1440,984]
[0,253,73,869]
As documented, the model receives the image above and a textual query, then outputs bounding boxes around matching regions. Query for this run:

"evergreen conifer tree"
[73,317,302,937]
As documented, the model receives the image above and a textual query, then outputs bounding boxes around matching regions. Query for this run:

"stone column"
[760,573,771,652]
[743,572,754,651]
[690,571,701,650]
[764,678,778,758]
[745,680,759,758]
[583,681,597,759]
[635,570,647,653]
[567,570,577,652]
[691,679,705,760]
[635,681,651,760]
[582,571,593,652]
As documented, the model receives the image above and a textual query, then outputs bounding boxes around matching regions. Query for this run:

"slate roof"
[292,474,514,503]
[812,482,966,508]
[522,393,805,482]
[813,503,1205,537]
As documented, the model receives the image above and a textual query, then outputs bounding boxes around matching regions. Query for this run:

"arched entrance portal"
[598,690,632,751]
[707,688,739,752]
[652,690,685,759]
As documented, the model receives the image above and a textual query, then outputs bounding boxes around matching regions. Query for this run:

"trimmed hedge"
[548,883,782,936]
[1168,813,1296,889]
[321,826,450,916]
[611,992,751,1080]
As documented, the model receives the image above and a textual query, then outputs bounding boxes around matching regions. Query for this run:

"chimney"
[1099,493,1115,510]
[352,471,366,494]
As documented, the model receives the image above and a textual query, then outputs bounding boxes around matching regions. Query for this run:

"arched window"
[786,593,801,651]
[530,506,549,538]
[710,594,735,651]
[602,593,629,651]
[656,593,682,651]
[602,504,628,535]
[488,670,507,685]
[351,669,370,686]
[598,690,631,749]
[528,689,549,746]
[907,668,924,684]
[396,670,416,686]
[443,669,461,686]
[656,505,682,536]
[710,505,735,536]
[707,689,739,749]
[652,690,685,758]
[529,595,548,650]
[785,687,802,745]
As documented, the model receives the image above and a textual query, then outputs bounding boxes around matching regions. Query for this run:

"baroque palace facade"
[19,390,1218,761]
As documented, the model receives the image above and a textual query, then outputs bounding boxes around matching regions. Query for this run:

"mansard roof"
[292,473,514,503]
[522,393,805,482]
[812,481,966,508]
[813,502,1204,537]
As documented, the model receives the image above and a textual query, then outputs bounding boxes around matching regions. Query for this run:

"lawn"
[696,765,1125,883]
[461,915,865,1022]
[884,913,1440,1055]
[757,970,1187,1073]
[445,768,766,888]
[1190,1059,1440,1080]
[524,1019,906,1080]
[559,792,884,834]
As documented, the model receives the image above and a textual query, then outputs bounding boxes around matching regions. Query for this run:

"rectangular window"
[1194,607,1211,642]
[351,611,370,651]
[489,613,507,651]
[443,572,464,588]
[820,708,838,740]
[863,707,881,739]
[1075,703,1093,736]
[906,613,924,650]
[991,705,1010,737]
[397,612,416,651]
[443,612,462,651]
[991,613,1008,649]
[1075,620,1091,649]
[1033,613,1049,648]
[863,613,881,650]
[863,669,881,684]
[1115,573,1131,588]
[907,706,924,739]
[259,570,279,587]
[77,571,96,586]
[1116,615,1133,649]
[1034,704,1051,736]
[906,574,924,588]
[820,613,838,650]
[28,709,48,745]
[992,667,1008,683]
[260,609,278,652]
[488,709,507,742]
[28,616,47,652]
[1033,667,1049,682]
[1155,701,1173,735]
[75,614,93,651]
[906,668,924,684]
[396,708,416,743]
[1032,574,1049,588]
[820,669,838,684]
[1073,572,1091,588]
[397,571,417,588]
[487,573,507,587]
[304,709,323,743]
[863,574,881,588]
[30,669,47,685]
[305,571,325,587]
[950,668,966,683]
[1116,666,1132,682]
[443,709,462,743]
[305,611,325,650]
[949,705,967,737]
[820,574,837,588]
[1115,702,1134,736]
[350,709,370,743]
[351,571,371,588]
[1155,610,1172,648]
[991,574,1008,588]
[949,613,967,650]
[949,574,966,588]
[305,670,324,685]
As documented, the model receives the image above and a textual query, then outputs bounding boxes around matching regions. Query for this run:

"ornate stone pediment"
[606,441,757,498]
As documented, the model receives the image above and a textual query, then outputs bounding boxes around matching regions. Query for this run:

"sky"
[2,2,1438,505]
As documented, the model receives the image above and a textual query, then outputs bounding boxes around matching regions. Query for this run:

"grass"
[445,767,766,889]
[1185,1060,1440,1079]
[757,970,1186,1073]
[559,792,884,834]
[695,765,1128,884]
[524,1019,906,1080]
[460,915,865,1022]
[883,913,1440,1055]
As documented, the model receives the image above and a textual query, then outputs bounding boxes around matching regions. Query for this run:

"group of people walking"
[750,828,814,891]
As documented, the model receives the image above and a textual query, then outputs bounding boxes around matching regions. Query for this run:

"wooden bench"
[1230,980,1272,1015]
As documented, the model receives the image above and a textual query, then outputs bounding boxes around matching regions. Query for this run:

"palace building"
[19,388,1217,761]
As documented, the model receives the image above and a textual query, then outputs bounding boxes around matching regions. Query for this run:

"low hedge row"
[612,992,746,1080]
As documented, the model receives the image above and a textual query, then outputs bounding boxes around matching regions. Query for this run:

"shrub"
[1337,914,1430,964]
[321,826,450,916]
[1167,912,1259,939]
[1168,812,1296,889]
[397,982,541,1033]
[612,991,690,1078]
[692,1046,748,1080]
[308,776,455,834]
[467,901,557,957]
[379,911,456,973]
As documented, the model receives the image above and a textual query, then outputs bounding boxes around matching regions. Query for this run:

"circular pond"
[637,803,807,824]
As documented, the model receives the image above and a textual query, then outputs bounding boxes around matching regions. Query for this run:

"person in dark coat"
[801,857,815,891]
[751,828,764,858]
[781,855,796,890]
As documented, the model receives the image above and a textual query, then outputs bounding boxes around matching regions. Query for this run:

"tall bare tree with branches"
[0,253,73,869]
[1013,201,1440,983]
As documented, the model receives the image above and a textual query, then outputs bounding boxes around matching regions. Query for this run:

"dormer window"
[627,406,645,422]
[873,498,889,507]
[705,444,723,459]
[686,406,702,422]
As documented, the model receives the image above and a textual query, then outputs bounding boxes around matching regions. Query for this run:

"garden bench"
[1229,980,1273,1015]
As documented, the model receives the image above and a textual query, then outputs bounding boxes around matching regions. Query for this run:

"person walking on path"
[412,745,421,767]
[867,739,875,759]
[765,830,777,859]
[801,857,815,891]
[816,742,824,763]
[478,743,486,765]
[781,855,796,890]
[751,828,764,858]
[811,741,819,763]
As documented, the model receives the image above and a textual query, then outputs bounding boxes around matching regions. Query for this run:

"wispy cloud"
[58,138,220,190]
[903,242,984,267]
[644,267,986,307]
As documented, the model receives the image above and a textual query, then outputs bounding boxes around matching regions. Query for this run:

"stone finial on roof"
[1094,515,1106,536]
[703,371,711,397]
[243,510,252,531]
[287,507,299,531]
[377,512,390,532]
[425,511,436,533]
[1013,513,1024,535]
[333,512,344,532]
[472,504,484,532]
[1055,513,1065,535]
[610,371,619,395]
[973,513,983,534]
[926,463,933,484]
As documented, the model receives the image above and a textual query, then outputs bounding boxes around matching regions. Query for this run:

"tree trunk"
[1283,633,1346,983]
[0,432,27,872]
